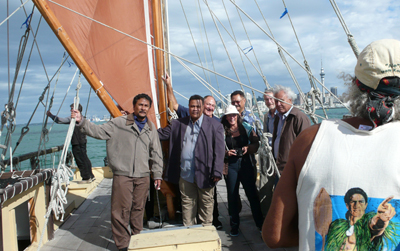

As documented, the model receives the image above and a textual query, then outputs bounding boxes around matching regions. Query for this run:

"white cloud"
[1,0,400,124]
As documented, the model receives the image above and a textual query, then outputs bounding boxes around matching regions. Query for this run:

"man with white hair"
[263,39,400,250]
[272,85,310,173]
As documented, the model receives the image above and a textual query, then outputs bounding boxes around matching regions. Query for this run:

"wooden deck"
[39,178,298,251]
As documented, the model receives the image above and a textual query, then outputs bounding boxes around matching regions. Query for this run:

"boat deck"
[39,178,296,251]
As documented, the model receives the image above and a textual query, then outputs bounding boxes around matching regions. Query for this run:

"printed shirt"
[180,114,204,183]
[296,119,400,250]
[241,109,263,132]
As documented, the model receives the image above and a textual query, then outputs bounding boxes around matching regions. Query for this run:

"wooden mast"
[153,0,178,220]
[152,0,168,127]
[32,0,122,118]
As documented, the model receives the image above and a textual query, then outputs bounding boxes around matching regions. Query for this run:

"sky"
[1,0,400,124]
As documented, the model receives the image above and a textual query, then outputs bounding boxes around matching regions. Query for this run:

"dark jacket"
[223,122,259,175]
[272,106,310,172]
[158,115,225,189]
[49,115,86,145]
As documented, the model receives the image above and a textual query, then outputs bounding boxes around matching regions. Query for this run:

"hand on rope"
[167,108,178,122]
[44,73,81,224]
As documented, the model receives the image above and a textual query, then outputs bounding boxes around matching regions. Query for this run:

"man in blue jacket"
[158,95,225,226]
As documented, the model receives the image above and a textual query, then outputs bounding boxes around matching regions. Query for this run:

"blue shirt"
[242,109,263,133]
[176,104,190,118]
[274,106,293,158]
[180,114,204,183]
[133,115,147,132]
[177,104,220,122]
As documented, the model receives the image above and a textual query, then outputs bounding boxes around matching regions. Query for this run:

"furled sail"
[34,0,161,126]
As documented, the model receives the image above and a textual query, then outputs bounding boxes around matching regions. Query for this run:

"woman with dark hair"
[221,105,264,236]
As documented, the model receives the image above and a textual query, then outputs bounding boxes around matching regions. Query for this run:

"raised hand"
[370,196,396,238]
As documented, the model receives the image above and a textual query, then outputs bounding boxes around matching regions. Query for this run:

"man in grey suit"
[158,95,225,226]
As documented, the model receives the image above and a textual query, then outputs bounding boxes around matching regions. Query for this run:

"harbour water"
[2,107,349,172]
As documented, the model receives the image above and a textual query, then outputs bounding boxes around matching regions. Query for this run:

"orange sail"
[33,0,163,126]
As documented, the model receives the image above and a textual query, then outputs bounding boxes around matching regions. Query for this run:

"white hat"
[224,105,239,115]
[355,39,400,90]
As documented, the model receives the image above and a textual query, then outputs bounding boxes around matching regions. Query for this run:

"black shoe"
[230,228,239,237]
[119,248,128,251]
[213,219,222,230]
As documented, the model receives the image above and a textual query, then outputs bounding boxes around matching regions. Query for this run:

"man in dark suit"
[158,95,225,226]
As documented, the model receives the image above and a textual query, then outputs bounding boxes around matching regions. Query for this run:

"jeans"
[225,156,263,230]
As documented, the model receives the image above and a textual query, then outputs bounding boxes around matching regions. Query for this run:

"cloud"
[1,0,400,124]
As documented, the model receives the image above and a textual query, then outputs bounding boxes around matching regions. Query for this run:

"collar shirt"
[264,110,277,146]
[133,115,148,132]
[180,114,204,183]
[241,109,263,131]
[274,106,293,158]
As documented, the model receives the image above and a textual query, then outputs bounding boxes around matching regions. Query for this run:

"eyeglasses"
[231,100,242,105]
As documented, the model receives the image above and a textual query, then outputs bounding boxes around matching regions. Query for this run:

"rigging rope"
[179,0,210,84]
[224,0,267,126]
[37,73,82,251]
[1,9,34,172]
[35,53,68,169]
[196,0,224,106]
[226,0,348,108]
[46,0,347,117]
[203,0,241,84]
[12,56,71,157]
[278,0,328,123]
[329,0,360,58]
[0,0,30,27]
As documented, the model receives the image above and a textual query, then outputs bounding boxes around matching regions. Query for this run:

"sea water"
[1,108,350,172]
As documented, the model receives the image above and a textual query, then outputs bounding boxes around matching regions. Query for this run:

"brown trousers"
[111,175,149,249]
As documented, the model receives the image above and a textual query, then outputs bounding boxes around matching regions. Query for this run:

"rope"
[167,108,179,123]
[329,0,360,57]
[226,0,349,109]
[48,68,79,134]
[200,0,273,87]
[46,0,348,117]
[95,81,104,94]
[37,75,82,251]
[196,0,224,103]
[179,0,210,84]
[44,0,261,105]
[15,10,55,111]
[0,0,30,27]
[85,88,92,117]
[174,57,230,105]
[223,0,267,126]
[35,53,68,169]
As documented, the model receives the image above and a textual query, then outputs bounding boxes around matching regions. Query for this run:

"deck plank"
[40,177,298,251]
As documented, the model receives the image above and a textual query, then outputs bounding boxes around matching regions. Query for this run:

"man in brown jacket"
[272,85,310,174]
[72,93,163,251]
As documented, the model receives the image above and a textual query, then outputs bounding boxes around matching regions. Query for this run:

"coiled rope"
[37,73,82,251]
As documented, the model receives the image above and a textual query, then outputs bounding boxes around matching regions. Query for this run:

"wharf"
[39,178,297,251]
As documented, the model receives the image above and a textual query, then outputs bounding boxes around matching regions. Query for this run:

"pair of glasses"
[231,100,242,104]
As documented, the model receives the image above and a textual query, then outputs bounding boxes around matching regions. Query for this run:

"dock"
[38,177,297,251]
